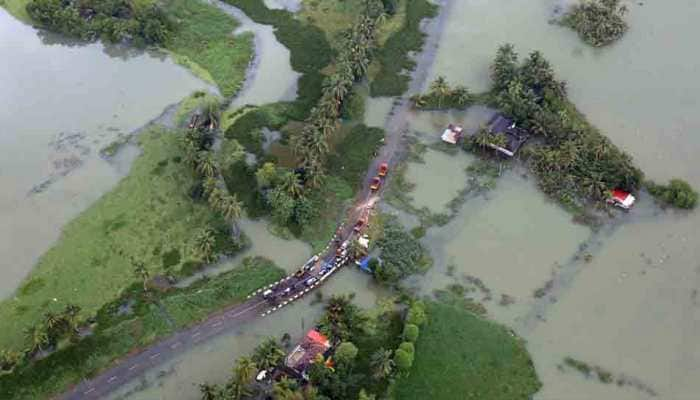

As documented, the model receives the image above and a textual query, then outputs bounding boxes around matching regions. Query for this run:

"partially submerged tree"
[561,0,629,47]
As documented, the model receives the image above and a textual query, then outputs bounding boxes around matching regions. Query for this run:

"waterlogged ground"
[0,9,210,298]
[411,0,700,398]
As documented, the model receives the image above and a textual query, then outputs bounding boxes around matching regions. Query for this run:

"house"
[607,189,636,210]
[285,329,332,378]
[485,114,530,157]
[441,124,463,144]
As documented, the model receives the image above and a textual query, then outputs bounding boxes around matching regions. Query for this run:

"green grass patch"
[163,0,254,97]
[370,0,438,97]
[327,123,384,190]
[395,302,541,400]
[0,257,284,400]
[0,0,32,23]
[0,126,236,353]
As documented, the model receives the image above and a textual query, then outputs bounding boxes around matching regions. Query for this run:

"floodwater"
[403,149,472,213]
[208,0,301,109]
[413,0,700,399]
[0,9,210,299]
[107,267,386,400]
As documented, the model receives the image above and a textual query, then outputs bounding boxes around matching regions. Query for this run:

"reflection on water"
[0,9,210,298]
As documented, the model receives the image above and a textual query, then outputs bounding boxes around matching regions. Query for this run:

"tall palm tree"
[229,356,257,400]
[196,151,217,178]
[279,171,303,198]
[429,76,450,108]
[220,195,242,223]
[194,228,216,261]
[252,338,285,370]
[24,326,49,355]
[370,348,394,380]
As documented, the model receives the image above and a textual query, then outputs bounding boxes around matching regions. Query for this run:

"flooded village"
[1,0,699,400]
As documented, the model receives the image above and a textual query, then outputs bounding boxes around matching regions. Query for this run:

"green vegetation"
[646,179,698,209]
[374,216,431,285]
[411,76,473,110]
[490,44,643,214]
[164,0,254,97]
[0,0,32,23]
[16,0,253,97]
[562,357,613,384]
[0,257,283,400]
[561,0,629,47]
[26,0,172,45]
[223,0,333,117]
[292,1,384,184]
[327,124,385,189]
[0,126,243,353]
[370,0,437,96]
[394,301,541,400]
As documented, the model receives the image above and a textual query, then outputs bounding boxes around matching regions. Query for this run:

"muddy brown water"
[0,9,211,299]
[409,1,700,399]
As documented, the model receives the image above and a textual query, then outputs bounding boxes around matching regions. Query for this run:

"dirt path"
[56,2,451,398]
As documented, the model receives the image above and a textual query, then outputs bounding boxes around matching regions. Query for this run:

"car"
[282,287,292,296]
[294,269,305,278]
[370,176,381,191]
[378,162,389,177]
[262,289,273,299]
[304,277,318,287]
[353,218,367,233]
[255,370,268,382]
[319,267,330,276]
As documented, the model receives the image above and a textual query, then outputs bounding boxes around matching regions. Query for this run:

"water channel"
[2,0,699,399]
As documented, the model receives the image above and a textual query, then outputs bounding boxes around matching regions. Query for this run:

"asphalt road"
[56,2,451,398]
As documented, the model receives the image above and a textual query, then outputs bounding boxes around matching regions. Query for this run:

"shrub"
[405,301,427,327]
[375,217,429,285]
[398,341,414,356]
[335,341,359,365]
[646,179,698,209]
[403,323,419,342]
[561,0,629,47]
[393,349,414,374]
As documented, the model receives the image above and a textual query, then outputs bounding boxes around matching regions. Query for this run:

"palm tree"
[429,76,450,108]
[133,261,149,292]
[203,177,218,197]
[219,195,242,223]
[196,151,217,178]
[194,228,216,261]
[252,338,285,370]
[43,312,62,335]
[208,188,225,210]
[279,171,303,198]
[24,326,49,355]
[370,348,394,380]
[229,356,257,400]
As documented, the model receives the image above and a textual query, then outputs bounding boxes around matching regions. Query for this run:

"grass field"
[0,257,284,400]
[395,302,541,400]
[0,0,31,23]
[0,126,234,353]
[164,0,254,97]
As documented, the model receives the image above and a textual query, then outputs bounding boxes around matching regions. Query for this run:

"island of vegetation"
[559,0,629,47]
[411,44,698,220]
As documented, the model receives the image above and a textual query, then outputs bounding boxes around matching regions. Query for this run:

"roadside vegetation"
[370,0,438,96]
[0,257,284,400]
[560,0,629,47]
[394,301,541,400]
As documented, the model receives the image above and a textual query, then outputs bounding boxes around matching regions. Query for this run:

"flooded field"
[415,0,700,398]
[210,0,300,108]
[0,9,210,298]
